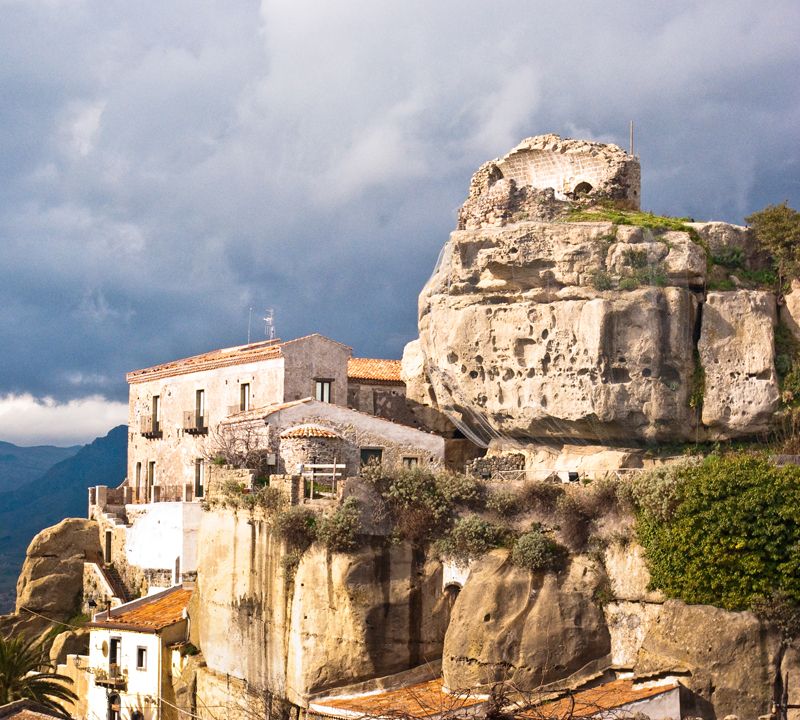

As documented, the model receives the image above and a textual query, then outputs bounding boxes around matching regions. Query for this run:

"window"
[315,380,332,403]
[135,462,142,501]
[136,647,147,670]
[147,461,155,502]
[402,457,419,469]
[195,459,204,499]
[104,530,112,564]
[152,395,160,433]
[109,637,120,666]
[240,383,250,411]
[360,448,383,467]
[196,389,205,428]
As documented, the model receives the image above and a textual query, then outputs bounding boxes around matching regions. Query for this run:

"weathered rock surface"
[441,551,611,690]
[781,279,800,344]
[414,221,701,444]
[603,541,664,604]
[0,518,101,640]
[406,139,784,446]
[194,510,450,706]
[699,290,780,438]
[49,629,90,664]
[602,601,662,667]
[634,599,782,719]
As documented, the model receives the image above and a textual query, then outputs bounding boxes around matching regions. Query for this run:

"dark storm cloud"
[0,0,798,443]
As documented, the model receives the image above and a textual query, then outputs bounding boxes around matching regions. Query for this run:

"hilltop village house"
[86,334,454,606]
[85,586,193,720]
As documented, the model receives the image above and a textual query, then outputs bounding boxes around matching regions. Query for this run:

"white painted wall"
[126,502,204,573]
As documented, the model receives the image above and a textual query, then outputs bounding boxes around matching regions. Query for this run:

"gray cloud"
[0,0,798,443]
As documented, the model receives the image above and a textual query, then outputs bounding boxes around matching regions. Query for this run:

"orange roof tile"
[88,588,192,633]
[347,358,404,385]
[127,334,353,384]
[280,424,342,439]
[310,679,484,719]
[520,678,678,719]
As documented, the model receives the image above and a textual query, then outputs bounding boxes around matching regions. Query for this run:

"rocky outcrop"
[49,629,90,664]
[407,139,781,445]
[634,599,782,719]
[441,550,611,690]
[0,518,101,640]
[699,290,780,438]
[194,510,450,706]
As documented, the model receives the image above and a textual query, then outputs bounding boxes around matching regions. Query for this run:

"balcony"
[183,411,207,435]
[94,663,127,689]
[139,414,162,439]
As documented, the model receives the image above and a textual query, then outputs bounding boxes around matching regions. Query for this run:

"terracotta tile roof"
[348,358,404,385]
[519,678,679,719]
[127,334,353,384]
[280,424,342,439]
[310,679,485,719]
[88,588,192,633]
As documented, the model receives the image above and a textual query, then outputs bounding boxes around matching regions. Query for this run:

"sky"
[0,1,798,446]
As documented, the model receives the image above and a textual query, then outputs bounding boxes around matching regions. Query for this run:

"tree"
[745,200,800,285]
[0,633,77,715]
[203,420,272,478]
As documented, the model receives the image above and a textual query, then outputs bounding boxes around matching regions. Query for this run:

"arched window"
[573,181,593,197]
[107,693,121,720]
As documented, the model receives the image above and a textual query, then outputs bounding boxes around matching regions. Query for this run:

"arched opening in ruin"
[443,582,462,629]
[573,181,593,197]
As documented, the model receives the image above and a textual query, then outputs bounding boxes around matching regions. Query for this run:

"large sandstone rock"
[49,629,90,664]
[0,518,101,641]
[603,541,664,603]
[781,279,800,343]
[634,599,782,718]
[699,290,780,438]
[441,551,610,690]
[194,510,450,706]
[688,221,769,270]
[603,601,662,667]
[416,221,701,444]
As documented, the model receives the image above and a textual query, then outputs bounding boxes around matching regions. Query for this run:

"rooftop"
[310,679,485,719]
[127,334,353,384]
[280,424,342,439]
[520,678,679,719]
[88,587,192,633]
[347,358,404,385]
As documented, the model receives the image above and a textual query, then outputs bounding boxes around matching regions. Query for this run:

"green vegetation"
[630,455,800,613]
[689,351,705,410]
[510,529,564,572]
[746,201,800,285]
[315,497,361,553]
[485,490,519,517]
[361,465,481,544]
[587,268,613,290]
[0,634,77,713]
[272,506,317,550]
[435,515,507,565]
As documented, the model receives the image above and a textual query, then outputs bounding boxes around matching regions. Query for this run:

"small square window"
[402,457,419,469]
[136,647,147,670]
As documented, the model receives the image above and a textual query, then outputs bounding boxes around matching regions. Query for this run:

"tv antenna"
[247,308,253,345]
[264,310,275,341]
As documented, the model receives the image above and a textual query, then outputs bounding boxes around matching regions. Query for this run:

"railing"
[303,463,346,499]
[493,469,588,483]
[152,484,193,503]
[183,411,207,434]
[95,664,127,687]
[139,414,161,438]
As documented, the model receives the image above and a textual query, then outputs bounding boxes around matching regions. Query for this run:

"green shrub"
[255,486,287,513]
[519,480,565,511]
[635,454,800,611]
[280,551,302,578]
[511,531,563,572]
[272,506,317,550]
[712,247,745,269]
[362,465,481,544]
[618,278,639,291]
[588,269,613,290]
[745,201,800,283]
[436,515,506,564]
[486,490,519,517]
[316,497,362,553]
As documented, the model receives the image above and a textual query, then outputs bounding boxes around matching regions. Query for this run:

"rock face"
[407,139,781,445]
[634,599,782,718]
[49,629,90,664]
[699,290,780,438]
[441,551,611,690]
[1,518,101,640]
[194,510,450,706]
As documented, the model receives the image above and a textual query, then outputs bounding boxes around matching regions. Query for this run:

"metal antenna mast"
[263,310,275,341]
[247,308,252,345]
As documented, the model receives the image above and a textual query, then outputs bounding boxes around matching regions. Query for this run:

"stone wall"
[270,474,302,505]
[194,509,451,706]
[279,436,344,476]
[465,453,525,478]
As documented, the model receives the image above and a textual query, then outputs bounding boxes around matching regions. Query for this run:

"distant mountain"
[0,425,127,613]
[0,441,81,493]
